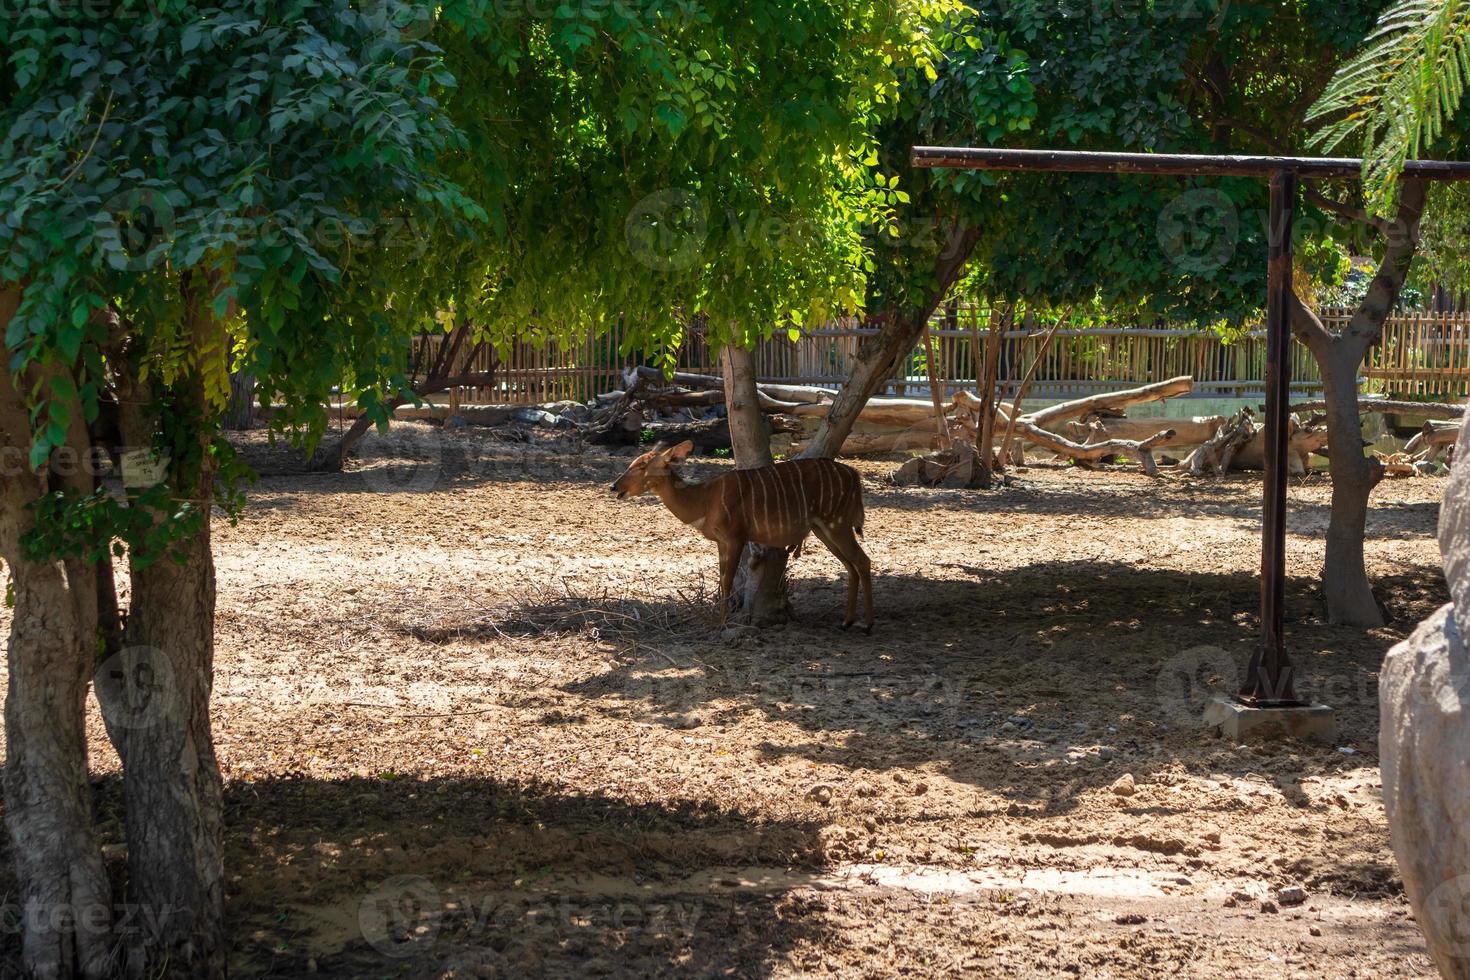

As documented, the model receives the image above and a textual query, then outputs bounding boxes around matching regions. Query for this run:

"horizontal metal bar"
[910,146,1470,181]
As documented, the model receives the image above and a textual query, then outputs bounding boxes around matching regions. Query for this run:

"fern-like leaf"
[1308,0,1470,216]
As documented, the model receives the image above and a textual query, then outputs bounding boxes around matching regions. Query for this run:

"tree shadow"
[862,467,1442,541]
[527,560,1446,819]
[21,773,832,978]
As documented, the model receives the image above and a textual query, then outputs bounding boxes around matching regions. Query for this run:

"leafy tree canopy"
[421,0,957,361]
[869,0,1390,327]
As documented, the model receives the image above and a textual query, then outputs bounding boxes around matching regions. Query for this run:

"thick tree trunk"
[223,369,254,430]
[0,293,115,980]
[106,518,226,978]
[975,303,1011,488]
[1290,179,1425,626]
[1319,341,1384,626]
[721,344,791,626]
[800,226,981,459]
[0,550,116,980]
[96,274,227,978]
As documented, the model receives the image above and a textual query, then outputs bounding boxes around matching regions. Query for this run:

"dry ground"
[0,421,1453,978]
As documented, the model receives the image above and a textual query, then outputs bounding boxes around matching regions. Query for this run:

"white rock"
[1110,773,1137,797]
[1277,885,1307,906]
[1380,602,1470,979]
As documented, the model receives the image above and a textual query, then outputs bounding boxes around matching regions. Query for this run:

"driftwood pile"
[581,366,828,450]
[421,365,1462,484]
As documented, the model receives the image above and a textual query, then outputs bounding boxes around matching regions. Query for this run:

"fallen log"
[1067,415,1223,448]
[640,413,802,452]
[1405,420,1461,460]
[790,429,937,456]
[1026,376,1194,429]
[787,396,938,428]
[1013,418,1176,477]
[629,366,823,411]
[640,388,725,409]
[1231,422,1330,475]
[1276,398,1464,420]
[1178,409,1255,477]
[758,383,836,405]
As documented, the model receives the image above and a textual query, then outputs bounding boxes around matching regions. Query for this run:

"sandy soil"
[0,421,1452,978]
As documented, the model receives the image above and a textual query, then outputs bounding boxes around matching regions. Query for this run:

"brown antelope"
[610,440,874,630]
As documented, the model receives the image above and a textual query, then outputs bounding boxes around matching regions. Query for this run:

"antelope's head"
[610,440,694,499]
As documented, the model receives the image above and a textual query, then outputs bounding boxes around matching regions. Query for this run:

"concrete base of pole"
[1202,696,1337,743]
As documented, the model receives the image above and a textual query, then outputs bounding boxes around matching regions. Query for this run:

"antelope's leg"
[854,539,874,631]
[811,521,860,628]
[716,540,740,624]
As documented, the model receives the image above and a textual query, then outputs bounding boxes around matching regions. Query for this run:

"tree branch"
[1343,178,1428,354]
[1304,183,1392,235]
[1286,290,1333,356]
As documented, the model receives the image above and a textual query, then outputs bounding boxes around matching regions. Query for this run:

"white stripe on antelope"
[610,441,873,630]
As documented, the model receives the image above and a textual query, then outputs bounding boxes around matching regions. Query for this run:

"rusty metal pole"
[1240,169,1301,705]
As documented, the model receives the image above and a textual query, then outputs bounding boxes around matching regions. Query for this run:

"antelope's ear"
[664,440,695,464]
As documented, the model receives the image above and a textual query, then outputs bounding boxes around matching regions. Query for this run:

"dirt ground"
[1,421,1454,978]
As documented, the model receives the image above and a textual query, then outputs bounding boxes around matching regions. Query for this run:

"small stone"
[808,784,834,806]
[912,782,929,796]
[1110,773,1137,797]
[1260,900,1279,914]
[854,781,878,798]
[1277,886,1308,906]
[1098,746,1115,760]
[1337,746,1357,755]
[1115,913,1147,925]
[1172,875,1193,886]
[1001,721,1017,732]
[1203,831,1222,845]
[1309,926,1323,937]
[1223,897,1237,908]
[1073,722,1088,734]
[863,816,878,832]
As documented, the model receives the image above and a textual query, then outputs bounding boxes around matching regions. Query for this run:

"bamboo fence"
[410,307,1470,405]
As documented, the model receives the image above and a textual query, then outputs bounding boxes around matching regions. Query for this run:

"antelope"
[610,440,874,630]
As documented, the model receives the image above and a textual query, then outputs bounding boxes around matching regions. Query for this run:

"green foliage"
[0,0,478,559]
[1412,181,1470,294]
[422,0,957,352]
[872,1,1387,325]
[1309,0,1470,215]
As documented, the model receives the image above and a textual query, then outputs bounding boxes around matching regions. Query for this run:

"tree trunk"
[721,344,791,626]
[800,226,981,459]
[1290,178,1425,626]
[96,274,227,978]
[975,303,1012,488]
[1319,340,1384,626]
[223,369,254,430]
[0,293,115,980]
[107,517,226,978]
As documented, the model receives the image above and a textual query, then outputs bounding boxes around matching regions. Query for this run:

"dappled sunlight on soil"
[0,422,1449,977]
